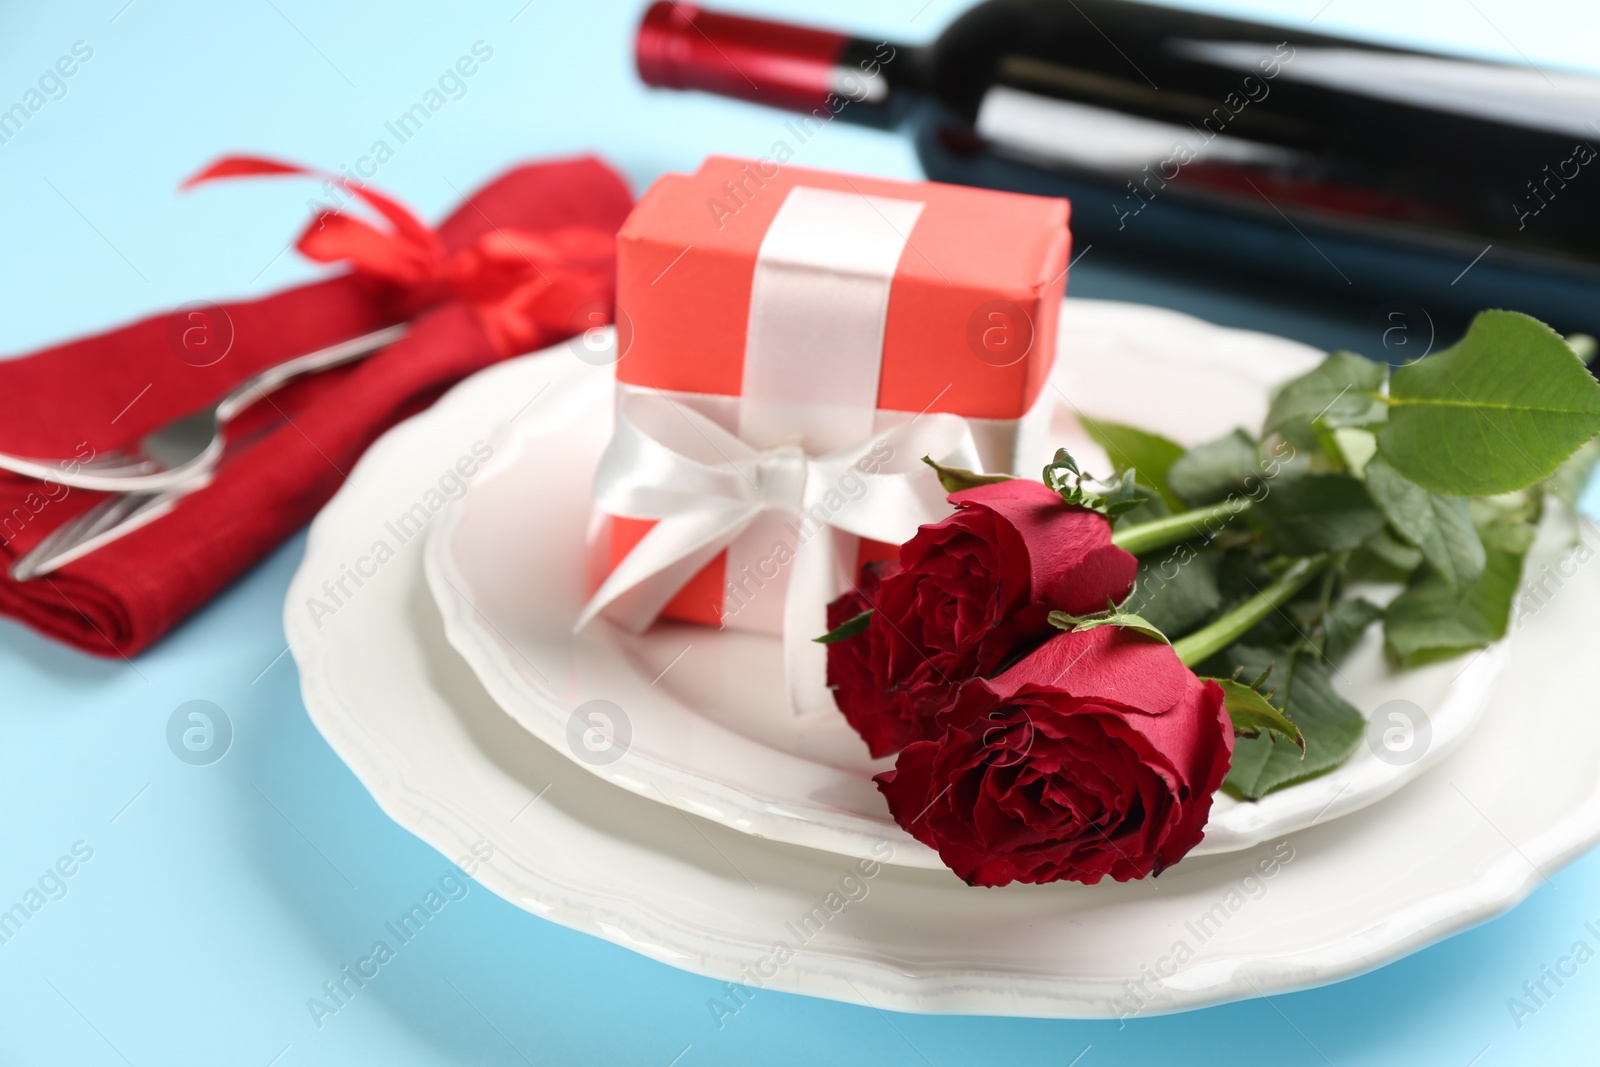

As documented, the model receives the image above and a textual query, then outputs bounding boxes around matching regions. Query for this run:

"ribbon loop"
[182,155,615,355]
[581,391,983,714]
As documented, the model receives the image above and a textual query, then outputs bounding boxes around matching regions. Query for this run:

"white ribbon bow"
[578,391,982,715]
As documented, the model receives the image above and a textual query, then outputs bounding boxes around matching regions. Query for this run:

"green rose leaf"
[1329,427,1378,477]
[1265,351,1388,448]
[814,609,873,645]
[1383,549,1524,667]
[1254,473,1387,555]
[1358,527,1425,575]
[1378,309,1600,495]
[1048,607,1170,644]
[1125,549,1224,639]
[1471,491,1542,556]
[1077,415,1187,510]
[1167,430,1261,505]
[1209,677,1305,753]
[1217,648,1365,801]
[1363,456,1486,592]
[922,456,1012,494]
[1321,596,1385,665]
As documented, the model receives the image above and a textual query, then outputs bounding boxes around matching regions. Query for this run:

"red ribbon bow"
[182,156,617,355]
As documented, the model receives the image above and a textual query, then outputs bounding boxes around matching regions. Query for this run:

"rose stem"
[1171,555,1332,668]
[1110,499,1253,556]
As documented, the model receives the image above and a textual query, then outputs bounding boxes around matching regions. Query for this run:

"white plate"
[425,299,1510,868]
[287,320,1600,1017]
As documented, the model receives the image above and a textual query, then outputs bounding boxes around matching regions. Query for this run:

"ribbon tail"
[783,526,852,717]
[181,155,444,275]
[180,156,316,189]
[576,507,758,633]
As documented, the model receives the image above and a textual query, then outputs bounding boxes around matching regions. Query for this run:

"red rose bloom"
[824,559,911,757]
[875,626,1233,887]
[826,479,1137,757]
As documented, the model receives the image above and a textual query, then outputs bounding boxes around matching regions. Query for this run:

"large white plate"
[425,299,1510,868]
[287,310,1600,1018]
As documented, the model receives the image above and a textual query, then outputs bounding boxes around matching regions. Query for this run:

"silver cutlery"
[0,323,408,494]
[10,486,194,581]
[7,322,409,581]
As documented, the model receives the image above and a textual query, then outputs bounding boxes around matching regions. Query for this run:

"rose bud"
[874,626,1232,887]
[826,479,1137,757]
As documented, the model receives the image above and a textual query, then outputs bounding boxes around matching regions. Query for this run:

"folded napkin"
[0,155,633,657]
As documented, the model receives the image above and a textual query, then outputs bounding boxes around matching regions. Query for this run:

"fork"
[0,323,408,494]
[9,486,193,581]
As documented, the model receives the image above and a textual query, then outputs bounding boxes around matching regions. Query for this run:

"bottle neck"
[635,2,911,127]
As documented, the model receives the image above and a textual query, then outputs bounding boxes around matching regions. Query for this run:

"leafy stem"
[1111,498,1253,556]
[1308,557,1339,653]
[1172,555,1331,668]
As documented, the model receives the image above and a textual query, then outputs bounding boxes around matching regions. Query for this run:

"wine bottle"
[636,0,1600,336]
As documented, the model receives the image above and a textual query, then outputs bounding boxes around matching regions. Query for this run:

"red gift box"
[602,156,1070,632]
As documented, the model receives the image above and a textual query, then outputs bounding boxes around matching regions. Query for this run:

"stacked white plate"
[287,299,1600,1018]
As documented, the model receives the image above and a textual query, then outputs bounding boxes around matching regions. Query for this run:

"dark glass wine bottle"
[636,0,1600,335]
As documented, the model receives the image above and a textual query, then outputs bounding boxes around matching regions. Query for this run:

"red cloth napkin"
[0,156,634,657]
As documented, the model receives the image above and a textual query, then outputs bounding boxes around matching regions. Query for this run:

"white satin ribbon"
[739,187,925,453]
[578,391,980,714]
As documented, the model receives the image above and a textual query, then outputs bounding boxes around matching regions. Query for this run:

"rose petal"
[991,628,1192,716]
[948,481,1136,613]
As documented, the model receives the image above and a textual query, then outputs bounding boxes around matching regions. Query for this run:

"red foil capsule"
[636,1,849,113]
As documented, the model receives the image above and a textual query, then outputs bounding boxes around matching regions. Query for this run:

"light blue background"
[3,1,1599,1064]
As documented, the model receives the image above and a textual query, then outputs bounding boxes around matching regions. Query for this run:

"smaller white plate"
[426,299,1512,870]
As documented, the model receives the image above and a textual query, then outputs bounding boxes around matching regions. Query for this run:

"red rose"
[824,559,912,757]
[875,626,1232,887]
[826,479,1137,757]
